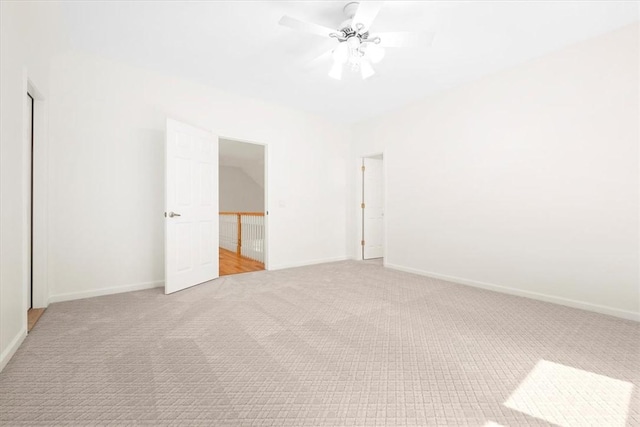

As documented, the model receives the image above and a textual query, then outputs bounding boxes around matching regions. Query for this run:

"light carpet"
[1,260,638,426]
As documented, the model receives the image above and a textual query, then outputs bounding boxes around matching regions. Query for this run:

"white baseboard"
[48,280,164,304]
[0,328,27,373]
[270,256,348,271]
[385,263,640,322]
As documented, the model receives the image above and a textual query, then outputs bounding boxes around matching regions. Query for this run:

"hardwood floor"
[219,248,265,276]
[27,308,45,332]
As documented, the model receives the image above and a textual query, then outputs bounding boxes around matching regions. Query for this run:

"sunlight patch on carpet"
[505,359,633,426]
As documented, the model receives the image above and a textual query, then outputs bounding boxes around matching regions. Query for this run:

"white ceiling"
[60,1,639,123]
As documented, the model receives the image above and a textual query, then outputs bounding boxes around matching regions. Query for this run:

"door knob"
[168,211,181,218]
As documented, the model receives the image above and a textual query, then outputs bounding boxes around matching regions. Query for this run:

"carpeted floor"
[1,260,638,426]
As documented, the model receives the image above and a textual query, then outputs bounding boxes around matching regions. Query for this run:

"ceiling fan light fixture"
[332,42,349,64]
[279,1,427,81]
[329,60,343,80]
[346,35,361,49]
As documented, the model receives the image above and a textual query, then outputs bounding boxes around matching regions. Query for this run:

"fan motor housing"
[343,2,359,19]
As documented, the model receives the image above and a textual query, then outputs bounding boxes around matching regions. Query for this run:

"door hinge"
[361,203,365,209]
[361,240,365,246]
[361,165,365,172]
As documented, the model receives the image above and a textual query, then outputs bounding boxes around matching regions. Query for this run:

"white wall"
[219,166,264,212]
[45,49,351,302]
[0,2,65,370]
[351,23,639,320]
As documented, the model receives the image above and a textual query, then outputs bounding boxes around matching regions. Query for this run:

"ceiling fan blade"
[352,1,384,33]
[295,39,337,72]
[308,49,334,68]
[279,15,338,38]
[363,43,385,64]
[375,31,435,48]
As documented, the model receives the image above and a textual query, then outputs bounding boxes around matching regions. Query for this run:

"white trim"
[270,256,348,271]
[21,69,30,333]
[48,281,164,304]
[31,86,49,309]
[263,143,269,270]
[0,329,27,373]
[385,262,640,322]
[355,157,364,260]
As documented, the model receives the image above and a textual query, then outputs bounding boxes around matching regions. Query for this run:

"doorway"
[361,154,384,260]
[25,90,45,331]
[218,138,267,276]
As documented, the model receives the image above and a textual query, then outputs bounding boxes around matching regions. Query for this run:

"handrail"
[220,212,265,216]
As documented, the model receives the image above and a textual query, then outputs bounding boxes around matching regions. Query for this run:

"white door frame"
[217,135,269,270]
[22,71,49,326]
[355,151,387,262]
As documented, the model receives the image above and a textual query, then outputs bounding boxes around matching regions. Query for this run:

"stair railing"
[219,212,265,263]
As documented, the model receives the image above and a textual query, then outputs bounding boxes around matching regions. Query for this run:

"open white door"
[165,118,219,294]
[362,157,384,259]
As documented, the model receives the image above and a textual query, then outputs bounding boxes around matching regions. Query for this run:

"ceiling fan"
[279,1,435,80]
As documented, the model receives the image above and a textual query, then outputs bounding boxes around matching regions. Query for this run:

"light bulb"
[332,42,348,64]
[366,44,385,64]
[329,60,343,80]
[346,36,361,49]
